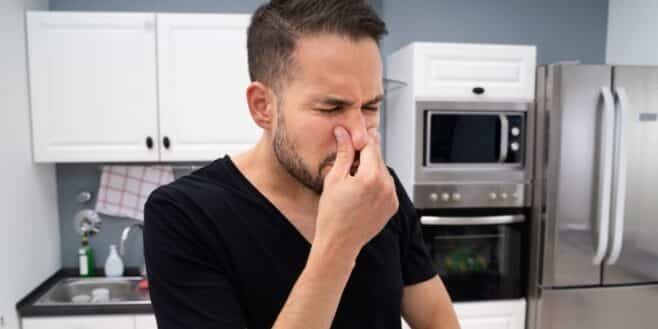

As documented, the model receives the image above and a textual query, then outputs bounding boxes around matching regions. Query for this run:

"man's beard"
[273,110,334,195]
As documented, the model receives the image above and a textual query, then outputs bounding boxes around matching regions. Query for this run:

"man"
[143,1,461,328]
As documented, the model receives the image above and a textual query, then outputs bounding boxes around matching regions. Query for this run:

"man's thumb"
[329,126,354,178]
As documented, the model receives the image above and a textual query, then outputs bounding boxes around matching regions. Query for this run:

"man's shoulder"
[146,159,244,218]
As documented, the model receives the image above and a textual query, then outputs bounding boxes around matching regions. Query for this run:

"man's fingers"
[357,128,384,174]
[326,126,355,179]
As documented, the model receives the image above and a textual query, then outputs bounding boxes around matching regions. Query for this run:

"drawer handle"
[145,136,153,149]
[473,86,486,95]
[163,136,171,149]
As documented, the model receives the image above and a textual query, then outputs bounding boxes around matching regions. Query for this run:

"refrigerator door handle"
[606,87,628,265]
[593,86,615,265]
[498,114,509,163]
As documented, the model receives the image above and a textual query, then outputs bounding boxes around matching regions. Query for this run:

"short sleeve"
[388,169,438,286]
[143,187,246,329]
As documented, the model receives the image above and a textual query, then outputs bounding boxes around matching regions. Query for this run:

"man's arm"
[273,127,398,329]
[401,276,461,329]
[271,236,359,329]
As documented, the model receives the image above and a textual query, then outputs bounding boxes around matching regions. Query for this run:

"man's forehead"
[292,34,381,74]
[288,37,381,96]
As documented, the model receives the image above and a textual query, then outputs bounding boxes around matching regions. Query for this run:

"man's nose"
[344,111,369,151]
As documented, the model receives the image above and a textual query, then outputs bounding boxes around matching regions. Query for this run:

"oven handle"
[420,215,525,226]
[498,114,509,163]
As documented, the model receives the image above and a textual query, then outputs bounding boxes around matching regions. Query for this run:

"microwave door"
[426,113,502,164]
[541,64,613,288]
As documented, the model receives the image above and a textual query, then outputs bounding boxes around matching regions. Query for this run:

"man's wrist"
[308,236,360,275]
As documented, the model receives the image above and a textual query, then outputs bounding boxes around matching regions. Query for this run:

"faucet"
[120,222,147,278]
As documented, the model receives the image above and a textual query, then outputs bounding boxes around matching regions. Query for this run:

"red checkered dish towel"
[95,165,175,221]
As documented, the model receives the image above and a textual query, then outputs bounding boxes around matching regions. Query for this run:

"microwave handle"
[420,215,525,226]
[498,114,509,163]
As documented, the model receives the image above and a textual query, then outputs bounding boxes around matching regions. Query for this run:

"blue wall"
[50,0,609,63]
[50,0,609,268]
[50,0,267,13]
[380,0,609,64]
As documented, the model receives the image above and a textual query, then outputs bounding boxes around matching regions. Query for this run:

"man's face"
[272,34,383,194]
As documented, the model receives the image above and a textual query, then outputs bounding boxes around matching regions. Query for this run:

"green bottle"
[79,234,95,277]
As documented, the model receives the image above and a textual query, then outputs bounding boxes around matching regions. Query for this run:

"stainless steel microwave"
[412,101,535,209]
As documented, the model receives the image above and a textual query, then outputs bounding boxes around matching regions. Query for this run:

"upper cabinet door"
[27,12,160,162]
[413,43,536,101]
[157,13,260,162]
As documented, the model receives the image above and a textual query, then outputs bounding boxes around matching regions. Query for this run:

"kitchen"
[2,0,657,329]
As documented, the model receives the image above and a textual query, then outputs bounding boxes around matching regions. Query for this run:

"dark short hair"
[247,0,388,91]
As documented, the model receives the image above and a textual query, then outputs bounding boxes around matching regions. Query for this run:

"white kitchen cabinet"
[26,12,259,163]
[157,13,259,161]
[134,314,158,329]
[401,299,525,329]
[22,315,135,329]
[26,12,160,163]
[453,299,526,329]
[395,42,536,101]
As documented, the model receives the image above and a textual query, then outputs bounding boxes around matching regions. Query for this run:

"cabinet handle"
[145,137,153,149]
[163,136,171,149]
[473,86,485,95]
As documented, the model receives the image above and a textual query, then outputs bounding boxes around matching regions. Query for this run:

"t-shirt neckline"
[221,155,313,249]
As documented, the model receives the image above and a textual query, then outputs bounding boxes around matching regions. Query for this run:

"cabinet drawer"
[413,43,536,101]
[22,315,134,329]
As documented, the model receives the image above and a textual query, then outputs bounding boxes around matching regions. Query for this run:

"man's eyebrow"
[318,97,354,108]
[363,94,384,106]
[316,94,384,107]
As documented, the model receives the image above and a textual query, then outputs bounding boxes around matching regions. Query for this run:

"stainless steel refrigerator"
[528,64,658,329]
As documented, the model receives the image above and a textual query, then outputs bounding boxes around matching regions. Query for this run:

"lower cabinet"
[22,314,157,329]
[134,315,158,329]
[23,300,525,329]
[402,299,526,329]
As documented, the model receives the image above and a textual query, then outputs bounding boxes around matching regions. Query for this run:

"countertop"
[16,268,153,317]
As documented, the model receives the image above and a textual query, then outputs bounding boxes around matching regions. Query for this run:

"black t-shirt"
[143,156,436,329]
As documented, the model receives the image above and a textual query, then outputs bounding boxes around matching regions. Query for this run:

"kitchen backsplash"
[56,163,208,268]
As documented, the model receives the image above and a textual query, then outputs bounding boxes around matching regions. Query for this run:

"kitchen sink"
[35,277,150,305]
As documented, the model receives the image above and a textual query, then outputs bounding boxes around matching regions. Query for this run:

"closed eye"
[362,105,380,112]
[317,106,343,114]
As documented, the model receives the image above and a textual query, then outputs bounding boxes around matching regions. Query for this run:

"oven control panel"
[413,183,530,208]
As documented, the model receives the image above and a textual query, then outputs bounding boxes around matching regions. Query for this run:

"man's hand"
[314,126,400,255]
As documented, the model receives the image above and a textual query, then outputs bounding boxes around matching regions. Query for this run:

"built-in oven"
[409,101,534,302]
[418,208,528,302]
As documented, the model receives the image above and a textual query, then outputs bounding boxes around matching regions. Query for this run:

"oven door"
[420,213,527,301]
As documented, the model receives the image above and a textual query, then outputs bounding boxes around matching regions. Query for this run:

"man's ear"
[246,81,275,130]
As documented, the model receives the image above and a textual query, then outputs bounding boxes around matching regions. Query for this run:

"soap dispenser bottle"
[78,234,95,277]
[104,244,124,277]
